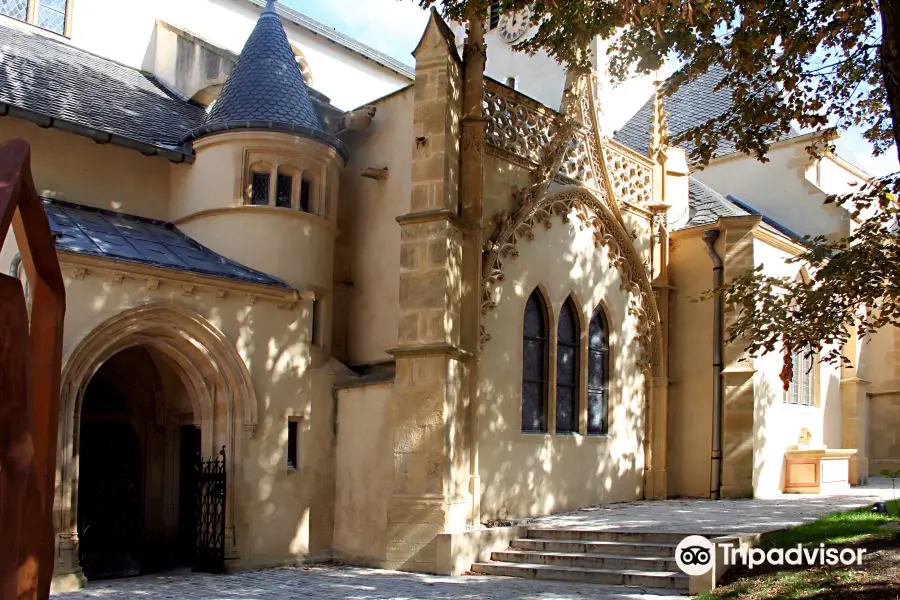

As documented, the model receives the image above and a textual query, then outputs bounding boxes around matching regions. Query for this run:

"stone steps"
[512,538,677,557]
[470,528,718,594]
[471,561,689,592]
[492,549,678,572]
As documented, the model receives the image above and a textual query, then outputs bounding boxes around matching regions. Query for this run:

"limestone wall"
[869,393,900,473]
[338,87,414,365]
[667,231,715,498]
[0,117,172,220]
[333,381,394,566]
[478,210,647,518]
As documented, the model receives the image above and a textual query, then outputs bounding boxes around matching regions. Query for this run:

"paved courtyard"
[53,479,894,600]
[529,477,895,534]
[52,565,682,600]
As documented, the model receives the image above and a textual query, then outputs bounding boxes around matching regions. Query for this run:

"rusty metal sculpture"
[0,139,66,600]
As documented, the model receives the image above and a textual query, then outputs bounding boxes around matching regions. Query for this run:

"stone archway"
[52,301,258,590]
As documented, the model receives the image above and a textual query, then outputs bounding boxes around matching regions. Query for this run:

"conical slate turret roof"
[184,0,345,158]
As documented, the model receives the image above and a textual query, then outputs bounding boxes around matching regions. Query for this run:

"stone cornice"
[387,343,473,361]
[173,205,338,234]
[395,209,476,231]
[57,250,310,307]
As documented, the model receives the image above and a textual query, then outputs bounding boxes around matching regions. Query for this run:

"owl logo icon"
[675,535,715,576]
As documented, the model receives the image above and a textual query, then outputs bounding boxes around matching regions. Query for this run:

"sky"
[283,0,898,178]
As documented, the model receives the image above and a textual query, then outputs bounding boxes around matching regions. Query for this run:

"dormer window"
[251,172,270,205]
[276,173,293,208]
[1,0,70,36]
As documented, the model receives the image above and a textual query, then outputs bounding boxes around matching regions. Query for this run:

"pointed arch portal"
[53,301,257,584]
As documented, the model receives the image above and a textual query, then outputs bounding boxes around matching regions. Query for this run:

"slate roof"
[243,0,415,81]
[615,64,737,159]
[44,199,290,288]
[726,194,804,240]
[187,0,346,159]
[682,177,748,229]
[0,22,204,158]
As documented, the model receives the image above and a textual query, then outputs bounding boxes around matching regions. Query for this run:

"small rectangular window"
[300,177,311,213]
[276,174,293,208]
[251,172,270,205]
[311,299,321,345]
[287,421,298,469]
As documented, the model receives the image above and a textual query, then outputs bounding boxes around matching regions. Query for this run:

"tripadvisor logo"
[674,535,867,576]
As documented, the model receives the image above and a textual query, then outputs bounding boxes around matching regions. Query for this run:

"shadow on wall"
[477,208,648,520]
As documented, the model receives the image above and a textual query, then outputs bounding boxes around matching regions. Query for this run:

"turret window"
[276,173,293,208]
[251,172,270,206]
[300,177,311,213]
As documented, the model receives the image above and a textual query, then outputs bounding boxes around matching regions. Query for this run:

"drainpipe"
[702,229,724,500]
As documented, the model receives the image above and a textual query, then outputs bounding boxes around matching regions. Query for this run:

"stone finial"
[798,428,812,445]
[649,78,669,161]
[412,7,461,62]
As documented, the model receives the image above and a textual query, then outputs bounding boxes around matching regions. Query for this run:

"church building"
[0,0,896,591]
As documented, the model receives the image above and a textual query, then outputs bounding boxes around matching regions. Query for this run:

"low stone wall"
[434,526,530,576]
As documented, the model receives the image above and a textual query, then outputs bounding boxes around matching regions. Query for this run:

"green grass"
[696,502,900,600]
[696,567,878,600]
[761,500,900,548]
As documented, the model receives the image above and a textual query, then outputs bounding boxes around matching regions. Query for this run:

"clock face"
[498,9,531,44]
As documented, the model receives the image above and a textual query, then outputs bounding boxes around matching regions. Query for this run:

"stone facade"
[0,0,895,593]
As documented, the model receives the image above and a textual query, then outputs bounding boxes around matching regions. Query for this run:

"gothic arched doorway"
[76,346,199,580]
[52,302,259,589]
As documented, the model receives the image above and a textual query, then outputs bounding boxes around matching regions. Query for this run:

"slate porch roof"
[44,199,290,289]
[682,177,801,241]
[683,177,748,229]
[0,22,204,158]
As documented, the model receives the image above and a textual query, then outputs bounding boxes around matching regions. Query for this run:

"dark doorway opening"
[178,425,201,564]
[76,346,197,580]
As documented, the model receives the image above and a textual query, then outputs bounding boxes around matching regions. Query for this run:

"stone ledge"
[388,343,473,361]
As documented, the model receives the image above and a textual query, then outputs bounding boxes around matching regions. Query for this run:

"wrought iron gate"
[193,446,227,573]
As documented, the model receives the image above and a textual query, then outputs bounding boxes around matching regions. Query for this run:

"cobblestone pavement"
[53,480,894,599]
[529,478,895,534]
[53,565,683,599]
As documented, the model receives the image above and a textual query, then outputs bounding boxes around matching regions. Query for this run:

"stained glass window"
[276,174,292,208]
[556,297,579,434]
[522,289,548,433]
[251,172,270,206]
[587,304,609,434]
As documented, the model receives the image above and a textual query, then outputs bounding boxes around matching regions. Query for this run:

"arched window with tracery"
[522,289,549,433]
[556,297,579,434]
[587,304,610,434]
